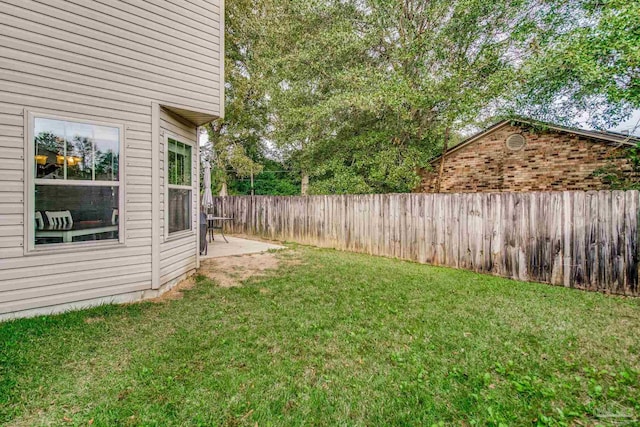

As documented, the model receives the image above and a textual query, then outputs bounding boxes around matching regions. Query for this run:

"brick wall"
[418,123,634,193]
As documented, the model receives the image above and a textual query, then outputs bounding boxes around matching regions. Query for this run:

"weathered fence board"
[212,191,640,296]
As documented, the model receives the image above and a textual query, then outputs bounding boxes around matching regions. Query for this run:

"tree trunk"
[250,168,255,196]
[436,127,450,193]
[301,174,309,195]
[219,181,228,197]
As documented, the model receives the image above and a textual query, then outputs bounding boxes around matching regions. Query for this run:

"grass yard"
[1,246,640,426]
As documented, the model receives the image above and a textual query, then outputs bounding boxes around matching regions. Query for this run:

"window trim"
[24,111,126,254]
[164,133,196,241]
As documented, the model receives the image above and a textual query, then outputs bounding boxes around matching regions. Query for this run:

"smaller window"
[167,137,193,235]
[506,133,526,151]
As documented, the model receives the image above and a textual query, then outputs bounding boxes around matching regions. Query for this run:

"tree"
[217,0,635,194]
[516,0,640,130]
[261,1,372,193]
[204,0,272,194]
[35,131,63,154]
[204,122,261,195]
[264,0,586,194]
[228,158,299,195]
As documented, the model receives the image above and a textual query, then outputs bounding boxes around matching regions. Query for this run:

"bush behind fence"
[213,191,640,296]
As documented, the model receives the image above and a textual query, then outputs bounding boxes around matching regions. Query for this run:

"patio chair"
[34,211,44,230]
[109,208,119,239]
[45,210,73,229]
[199,210,208,255]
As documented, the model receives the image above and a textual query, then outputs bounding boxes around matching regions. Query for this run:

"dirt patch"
[199,251,299,287]
[152,276,196,302]
[152,250,300,301]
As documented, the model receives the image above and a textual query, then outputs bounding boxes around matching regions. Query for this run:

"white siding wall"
[159,109,198,286]
[0,0,222,117]
[0,0,221,318]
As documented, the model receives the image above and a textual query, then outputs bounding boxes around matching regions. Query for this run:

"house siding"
[418,124,635,193]
[0,0,221,319]
[159,108,198,287]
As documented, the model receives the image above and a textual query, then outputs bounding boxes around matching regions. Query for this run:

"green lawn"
[1,247,639,426]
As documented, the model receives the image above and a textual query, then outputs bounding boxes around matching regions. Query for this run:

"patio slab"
[201,235,285,258]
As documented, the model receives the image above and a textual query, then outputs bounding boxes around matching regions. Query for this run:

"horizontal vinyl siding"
[1,265,151,301]
[60,0,220,56]
[0,100,153,315]
[0,0,221,316]
[1,282,151,315]
[119,0,221,33]
[0,0,222,117]
[0,38,218,105]
[0,108,24,260]
[0,225,22,237]
[2,0,220,76]
[159,109,198,286]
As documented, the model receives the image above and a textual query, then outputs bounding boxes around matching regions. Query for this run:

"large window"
[30,114,123,248]
[166,137,193,235]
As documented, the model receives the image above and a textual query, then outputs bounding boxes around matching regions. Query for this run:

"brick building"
[417,119,639,193]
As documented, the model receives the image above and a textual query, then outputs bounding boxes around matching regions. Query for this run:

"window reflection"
[34,118,66,180]
[34,118,119,181]
[167,138,193,235]
[94,126,120,181]
[168,188,191,234]
[66,121,93,181]
[33,116,121,247]
[34,185,119,245]
[168,139,191,186]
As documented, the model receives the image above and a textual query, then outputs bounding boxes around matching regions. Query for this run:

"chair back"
[45,210,73,229]
[111,208,119,225]
[35,211,44,230]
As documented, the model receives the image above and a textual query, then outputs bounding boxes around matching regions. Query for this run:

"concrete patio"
[201,235,285,258]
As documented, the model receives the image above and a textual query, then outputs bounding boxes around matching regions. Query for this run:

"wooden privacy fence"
[212,191,640,296]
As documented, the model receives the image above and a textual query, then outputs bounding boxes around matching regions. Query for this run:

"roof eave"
[162,104,222,127]
[428,118,638,165]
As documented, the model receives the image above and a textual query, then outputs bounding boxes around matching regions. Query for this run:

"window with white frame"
[166,137,193,235]
[30,114,123,247]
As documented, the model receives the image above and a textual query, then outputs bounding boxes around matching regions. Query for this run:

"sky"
[199,109,640,149]
[607,110,640,136]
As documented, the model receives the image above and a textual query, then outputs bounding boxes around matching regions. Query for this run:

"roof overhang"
[162,103,221,127]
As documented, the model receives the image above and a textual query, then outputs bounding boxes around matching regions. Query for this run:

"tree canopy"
[207,0,638,195]
[519,0,640,127]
